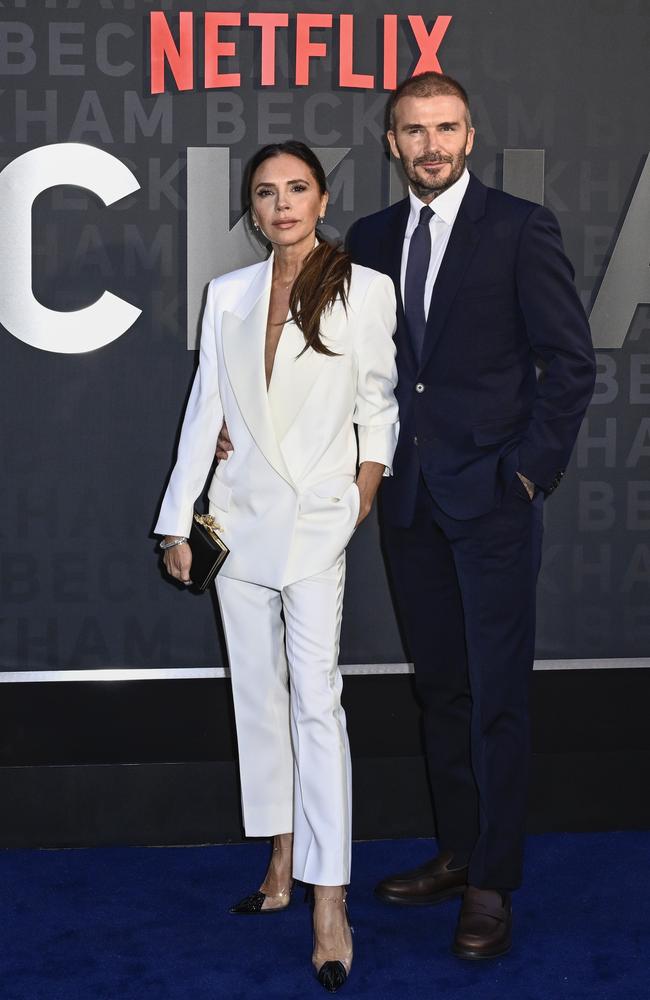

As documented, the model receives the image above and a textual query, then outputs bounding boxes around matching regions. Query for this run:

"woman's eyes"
[257,184,308,197]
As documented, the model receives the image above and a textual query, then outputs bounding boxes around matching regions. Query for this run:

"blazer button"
[415,382,425,393]
[413,435,418,446]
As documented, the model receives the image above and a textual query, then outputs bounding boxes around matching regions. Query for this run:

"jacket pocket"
[472,414,529,447]
[308,475,356,501]
[207,477,232,511]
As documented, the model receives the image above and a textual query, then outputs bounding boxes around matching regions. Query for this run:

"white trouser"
[216,554,351,886]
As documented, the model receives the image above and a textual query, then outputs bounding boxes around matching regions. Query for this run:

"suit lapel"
[221,255,293,485]
[419,173,487,371]
[267,314,330,446]
[384,199,419,369]
[384,199,409,312]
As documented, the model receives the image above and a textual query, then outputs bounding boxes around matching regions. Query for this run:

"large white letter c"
[0,143,141,354]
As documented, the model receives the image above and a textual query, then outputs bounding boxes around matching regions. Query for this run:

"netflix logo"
[148,11,453,94]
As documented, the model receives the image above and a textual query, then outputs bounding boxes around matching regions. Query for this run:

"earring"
[318,215,325,224]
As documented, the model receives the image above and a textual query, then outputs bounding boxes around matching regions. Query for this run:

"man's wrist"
[516,472,536,500]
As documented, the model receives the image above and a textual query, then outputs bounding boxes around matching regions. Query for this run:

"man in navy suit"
[347,72,596,958]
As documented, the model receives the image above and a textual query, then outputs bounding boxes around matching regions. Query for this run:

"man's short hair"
[387,71,473,132]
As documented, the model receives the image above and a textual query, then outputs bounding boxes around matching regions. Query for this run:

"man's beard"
[405,151,466,199]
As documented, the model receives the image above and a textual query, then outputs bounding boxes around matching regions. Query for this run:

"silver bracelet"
[159,537,188,551]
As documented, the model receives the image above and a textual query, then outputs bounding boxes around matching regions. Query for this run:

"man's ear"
[386,130,400,160]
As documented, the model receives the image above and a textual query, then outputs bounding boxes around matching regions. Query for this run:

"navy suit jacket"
[347,173,596,526]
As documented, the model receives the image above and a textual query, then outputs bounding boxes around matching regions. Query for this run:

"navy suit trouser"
[380,471,544,891]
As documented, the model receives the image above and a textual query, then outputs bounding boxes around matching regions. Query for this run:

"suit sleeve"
[345,219,361,261]
[353,272,400,474]
[515,206,596,493]
[154,279,225,537]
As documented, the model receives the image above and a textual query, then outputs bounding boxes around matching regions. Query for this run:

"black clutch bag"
[189,513,229,591]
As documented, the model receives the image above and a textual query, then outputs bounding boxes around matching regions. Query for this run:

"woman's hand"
[355,461,386,527]
[163,539,192,585]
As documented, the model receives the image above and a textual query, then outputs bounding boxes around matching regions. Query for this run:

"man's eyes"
[406,125,456,134]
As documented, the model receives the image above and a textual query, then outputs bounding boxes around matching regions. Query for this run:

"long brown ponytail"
[289,239,351,356]
[246,141,352,357]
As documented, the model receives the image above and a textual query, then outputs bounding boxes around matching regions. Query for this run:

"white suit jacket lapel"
[221,256,293,486]
[267,312,331,445]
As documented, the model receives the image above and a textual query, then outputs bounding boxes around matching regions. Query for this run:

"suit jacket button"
[413,436,418,445]
[415,382,425,393]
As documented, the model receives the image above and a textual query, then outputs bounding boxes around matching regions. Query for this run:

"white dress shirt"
[400,168,470,320]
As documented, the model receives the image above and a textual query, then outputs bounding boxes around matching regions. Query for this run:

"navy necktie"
[404,204,434,361]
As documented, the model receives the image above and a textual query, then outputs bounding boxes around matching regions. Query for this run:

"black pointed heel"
[317,959,348,993]
[229,886,292,915]
[311,892,353,993]
[230,836,293,914]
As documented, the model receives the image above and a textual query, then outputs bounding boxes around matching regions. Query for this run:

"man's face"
[387,94,475,201]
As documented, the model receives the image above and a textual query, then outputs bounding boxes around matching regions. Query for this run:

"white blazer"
[155,253,399,589]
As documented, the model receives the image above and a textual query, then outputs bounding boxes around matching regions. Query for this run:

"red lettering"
[295,13,333,86]
[248,12,289,86]
[148,13,455,96]
[383,14,398,90]
[205,11,241,89]
[339,14,374,89]
[408,14,452,74]
[150,11,193,95]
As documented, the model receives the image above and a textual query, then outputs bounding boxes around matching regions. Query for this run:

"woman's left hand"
[162,539,192,585]
[355,461,386,527]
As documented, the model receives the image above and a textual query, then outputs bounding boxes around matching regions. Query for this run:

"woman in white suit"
[156,142,398,992]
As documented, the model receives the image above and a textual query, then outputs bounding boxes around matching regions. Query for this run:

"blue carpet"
[1,833,648,1000]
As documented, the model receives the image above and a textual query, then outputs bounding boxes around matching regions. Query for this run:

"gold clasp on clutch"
[194,512,224,540]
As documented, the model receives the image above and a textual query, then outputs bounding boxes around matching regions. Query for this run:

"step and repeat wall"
[1,0,649,681]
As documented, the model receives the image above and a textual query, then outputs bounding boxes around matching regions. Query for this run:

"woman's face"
[250,153,328,250]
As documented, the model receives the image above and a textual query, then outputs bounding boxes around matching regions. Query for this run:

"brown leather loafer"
[452,886,512,959]
[374,850,468,906]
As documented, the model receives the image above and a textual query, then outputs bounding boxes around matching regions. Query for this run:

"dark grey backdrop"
[1,0,649,674]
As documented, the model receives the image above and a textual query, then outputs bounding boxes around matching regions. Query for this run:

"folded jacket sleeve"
[353,271,400,475]
[154,278,225,537]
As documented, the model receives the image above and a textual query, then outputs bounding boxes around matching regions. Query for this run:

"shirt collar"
[407,168,470,228]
